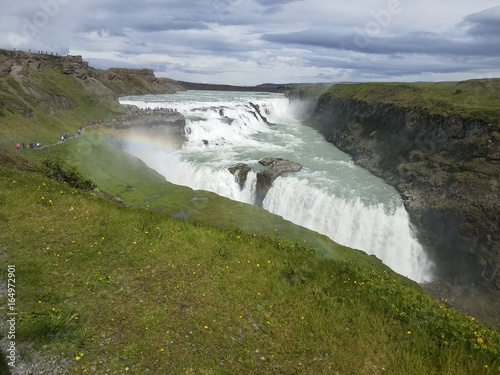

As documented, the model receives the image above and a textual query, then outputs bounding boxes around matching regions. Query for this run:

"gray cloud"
[1,0,499,84]
[262,27,500,57]
[254,0,303,5]
[463,5,500,36]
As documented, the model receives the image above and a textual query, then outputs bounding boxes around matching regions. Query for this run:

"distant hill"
[176,81,333,92]
[176,80,289,92]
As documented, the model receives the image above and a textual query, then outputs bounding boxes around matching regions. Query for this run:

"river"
[119,90,434,283]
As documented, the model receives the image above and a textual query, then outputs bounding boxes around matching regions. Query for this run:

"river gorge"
[119,90,434,283]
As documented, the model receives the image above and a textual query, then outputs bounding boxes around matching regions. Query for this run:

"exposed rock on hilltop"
[102,68,184,95]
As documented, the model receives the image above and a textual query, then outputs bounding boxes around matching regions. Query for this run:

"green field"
[324,79,500,122]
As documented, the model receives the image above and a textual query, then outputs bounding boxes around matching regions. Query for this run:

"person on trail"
[16,143,21,149]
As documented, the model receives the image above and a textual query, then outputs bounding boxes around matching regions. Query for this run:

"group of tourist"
[15,142,42,150]
[8,107,180,151]
[14,48,60,56]
[138,107,179,118]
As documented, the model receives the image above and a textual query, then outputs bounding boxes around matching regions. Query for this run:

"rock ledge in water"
[228,158,302,205]
[228,163,252,189]
[256,158,302,206]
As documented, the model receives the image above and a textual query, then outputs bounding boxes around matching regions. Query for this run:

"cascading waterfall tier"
[119,90,434,283]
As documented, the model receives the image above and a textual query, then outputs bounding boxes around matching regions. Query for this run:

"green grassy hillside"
[0,66,126,148]
[1,149,500,374]
[324,80,500,122]
[0,49,182,149]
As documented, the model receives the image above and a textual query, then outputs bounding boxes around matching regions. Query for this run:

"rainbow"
[105,127,184,154]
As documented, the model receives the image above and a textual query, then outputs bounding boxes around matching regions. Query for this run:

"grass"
[324,79,500,122]
[1,149,500,374]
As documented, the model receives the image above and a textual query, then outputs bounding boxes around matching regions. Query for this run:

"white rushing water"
[119,91,434,282]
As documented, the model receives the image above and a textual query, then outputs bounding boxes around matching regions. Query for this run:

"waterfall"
[119,91,435,283]
[263,176,432,282]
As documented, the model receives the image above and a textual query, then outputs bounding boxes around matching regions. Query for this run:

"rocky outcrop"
[309,92,500,324]
[62,56,93,79]
[0,50,78,76]
[249,102,274,125]
[0,49,189,148]
[255,158,302,206]
[228,163,252,189]
[228,158,302,205]
[0,52,94,80]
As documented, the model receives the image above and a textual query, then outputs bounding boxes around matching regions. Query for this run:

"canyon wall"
[304,82,500,300]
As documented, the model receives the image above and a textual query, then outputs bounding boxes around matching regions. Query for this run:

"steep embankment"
[307,81,500,321]
[0,49,184,146]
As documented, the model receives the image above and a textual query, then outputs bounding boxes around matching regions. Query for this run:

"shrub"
[41,157,96,191]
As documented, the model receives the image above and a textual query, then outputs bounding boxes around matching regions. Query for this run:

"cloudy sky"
[1,0,499,85]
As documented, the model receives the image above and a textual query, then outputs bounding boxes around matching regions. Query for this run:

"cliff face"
[309,90,500,297]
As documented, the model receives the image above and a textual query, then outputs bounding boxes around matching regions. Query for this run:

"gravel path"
[0,274,71,374]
